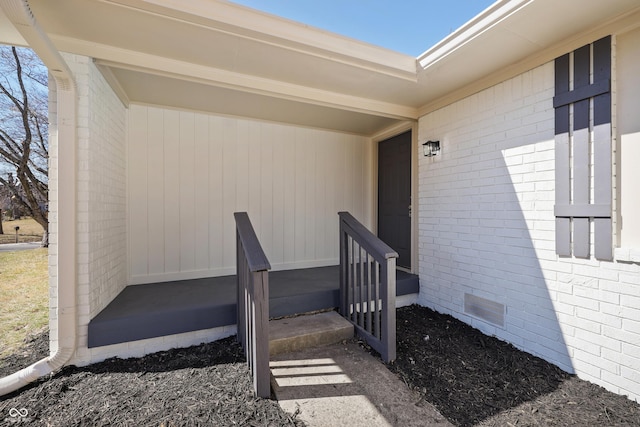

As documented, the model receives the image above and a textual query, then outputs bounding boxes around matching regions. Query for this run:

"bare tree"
[0,45,48,246]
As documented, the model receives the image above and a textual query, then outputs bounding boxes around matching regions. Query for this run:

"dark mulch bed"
[362,305,640,427]
[0,329,49,379]
[0,335,303,426]
[1,305,639,426]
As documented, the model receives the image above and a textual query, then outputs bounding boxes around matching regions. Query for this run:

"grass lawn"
[0,217,45,244]
[0,247,49,359]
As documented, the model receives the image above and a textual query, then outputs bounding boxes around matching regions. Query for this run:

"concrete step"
[269,311,354,356]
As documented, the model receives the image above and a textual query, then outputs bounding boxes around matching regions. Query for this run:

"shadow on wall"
[616,29,640,248]
[418,62,575,413]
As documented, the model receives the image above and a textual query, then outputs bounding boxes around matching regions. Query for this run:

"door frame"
[370,121,418,273]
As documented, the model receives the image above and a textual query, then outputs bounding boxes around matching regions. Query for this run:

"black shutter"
[553,36,612,260]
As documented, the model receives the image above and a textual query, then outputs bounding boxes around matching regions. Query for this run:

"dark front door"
[378,131,411,269]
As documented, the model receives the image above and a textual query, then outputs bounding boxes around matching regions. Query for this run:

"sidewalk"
[271,341,453,427]
[0,242,41,252]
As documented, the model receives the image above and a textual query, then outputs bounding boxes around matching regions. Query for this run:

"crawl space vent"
[464,293,505,327]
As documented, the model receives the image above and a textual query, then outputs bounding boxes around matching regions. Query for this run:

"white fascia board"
[417,0,533,69]
[101,0,418,81]
[417,4,640,117]
[68,38,417,120]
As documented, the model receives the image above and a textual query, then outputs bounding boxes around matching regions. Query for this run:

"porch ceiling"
[2,0,639,136]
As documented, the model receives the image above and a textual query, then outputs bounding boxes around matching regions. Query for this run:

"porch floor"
[88,266,419,348]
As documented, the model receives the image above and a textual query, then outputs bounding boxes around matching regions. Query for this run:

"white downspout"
[0,0,77,396]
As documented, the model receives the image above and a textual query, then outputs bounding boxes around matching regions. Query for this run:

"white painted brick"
[47,53,128,366]
[602,325,640,348]
[596,354,622,377]
[620,273,640,286]
[574,286,620,306]
[621,365,640,389]
[559,311,600,334]
[603,349,640,385]
[621,294,640,312]
[601,370,639,402]
[526,334,571,363]
[572,349,603,378]
[623,318,640,335]
[557,292,600,311]
[418,56,640,401]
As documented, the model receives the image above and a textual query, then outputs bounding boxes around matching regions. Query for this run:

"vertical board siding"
[128,106,149,278]
[163,110,181,273]
[271,127,285,262]
[128,105,368,283]
[146,107,165,275]
[236,121,250,213]
[222,119,237,269]
[282,130,297,264]
[194,114,211,271]
[208,116,224,269]
[179,112,196,272]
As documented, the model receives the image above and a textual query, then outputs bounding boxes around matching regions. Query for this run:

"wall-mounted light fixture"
[422,140,440,157]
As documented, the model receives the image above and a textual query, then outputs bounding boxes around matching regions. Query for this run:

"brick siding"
[418,60,640,401]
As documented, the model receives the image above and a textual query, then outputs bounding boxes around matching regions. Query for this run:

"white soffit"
[0,6,26,46]
[104,0,418,79]
[108,67,400,135]
[11,0,640,135]
[23,0,422,133]
[415,0,640,111]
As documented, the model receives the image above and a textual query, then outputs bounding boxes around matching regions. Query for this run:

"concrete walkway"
[271,341,452,427]
[0,242,41,252]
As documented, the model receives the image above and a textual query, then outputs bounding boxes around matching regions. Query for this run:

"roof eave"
[417,0,531,70]
[102,0,419,80]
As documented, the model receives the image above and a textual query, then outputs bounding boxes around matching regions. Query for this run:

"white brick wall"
[51,54,128,366]
[418,58,640,401]
[84,59,127,320]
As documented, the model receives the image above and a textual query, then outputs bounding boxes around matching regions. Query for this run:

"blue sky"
[230,0,496,56]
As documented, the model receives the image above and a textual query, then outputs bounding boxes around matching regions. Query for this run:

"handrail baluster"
[338,211,397,363]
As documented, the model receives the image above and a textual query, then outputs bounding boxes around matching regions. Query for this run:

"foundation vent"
[464,293,505,327]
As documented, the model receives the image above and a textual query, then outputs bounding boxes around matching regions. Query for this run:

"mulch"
[1,304,639,426]
[0,334,303,426]
[363,305,640,427]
